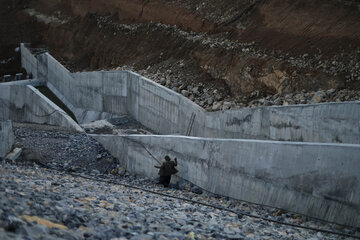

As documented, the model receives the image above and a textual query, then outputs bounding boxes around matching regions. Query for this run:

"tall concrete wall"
[0,84,82,132]
[93,134,360,227]
[21,45,360,143]
[21,43,38,79]
[0,120,14,158]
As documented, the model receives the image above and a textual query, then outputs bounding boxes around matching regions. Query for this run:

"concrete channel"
[0,43,359,227]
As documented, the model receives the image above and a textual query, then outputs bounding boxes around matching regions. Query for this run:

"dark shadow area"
[36,86,78,123]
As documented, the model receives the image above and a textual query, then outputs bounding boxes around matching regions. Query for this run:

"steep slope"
[1,0,360,109]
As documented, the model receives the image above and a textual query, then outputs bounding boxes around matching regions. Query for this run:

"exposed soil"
[1,0,360,109]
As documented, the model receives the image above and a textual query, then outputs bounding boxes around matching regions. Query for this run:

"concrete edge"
[95,134,360,148]
[0,79,46,87]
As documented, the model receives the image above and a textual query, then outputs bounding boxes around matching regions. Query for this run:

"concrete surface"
[0,79,46,87]
[21,43,38,79]
[92,134,360,227]
[0,84,83,132]
[21,45,360,143]
[0,120,14,158]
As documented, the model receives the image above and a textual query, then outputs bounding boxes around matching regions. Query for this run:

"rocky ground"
[0,123,359,239]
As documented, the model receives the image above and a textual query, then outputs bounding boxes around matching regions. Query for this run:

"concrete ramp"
[0,84,83,132]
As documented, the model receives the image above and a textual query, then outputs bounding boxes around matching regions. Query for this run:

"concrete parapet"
[0,120,14,158]
[93,134,360,227]
[0,84,83,132]
[0,79,46,87]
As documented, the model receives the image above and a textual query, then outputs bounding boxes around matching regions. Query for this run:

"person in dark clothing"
[155,155,178,187]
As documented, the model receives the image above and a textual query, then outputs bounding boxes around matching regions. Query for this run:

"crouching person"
[155,155,178,187]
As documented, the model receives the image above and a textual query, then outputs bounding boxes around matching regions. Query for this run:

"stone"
[274,98,282,105]
[192,87,199,95]
[212,102,221,111]
[311,91,325,103]
[191,185,203,194]
[207,97,214,105]
[181,90,190,97]
[6,216,25,232]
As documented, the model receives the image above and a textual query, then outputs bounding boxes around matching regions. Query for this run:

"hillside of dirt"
[1,0,360,110]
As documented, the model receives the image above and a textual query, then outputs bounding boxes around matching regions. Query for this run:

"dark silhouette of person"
[155,155,178,187]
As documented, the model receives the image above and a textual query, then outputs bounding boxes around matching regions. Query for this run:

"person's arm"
[174,158,177,166]
[154,165,160,168]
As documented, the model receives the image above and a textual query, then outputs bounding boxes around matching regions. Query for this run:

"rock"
[5,216,25,232]
[310,91,325,103]
[5,148,22,162]
[223,101,232,109]
[192,87,199,95]
[274,98,282,105]
[212,102,221,111]
[207,97,214,105]
[191,185,203,194]
[181,90,190,97]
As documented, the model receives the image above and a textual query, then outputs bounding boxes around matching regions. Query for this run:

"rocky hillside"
[1,0,360,110]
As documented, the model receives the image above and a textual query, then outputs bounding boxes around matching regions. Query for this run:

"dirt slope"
[1,0,360,109]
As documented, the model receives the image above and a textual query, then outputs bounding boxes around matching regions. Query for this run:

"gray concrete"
[93,134,360,227]
[0,120,14,158]
[0,84,83,132]
[0,79,46,87]
[21,43,38,79]
[21,45,360,143]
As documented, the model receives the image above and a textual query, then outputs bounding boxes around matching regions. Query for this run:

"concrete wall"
[21,43,38,79]
[93,134,360,227]
[0,120,14,158]
[0,84,82,132]
[21,45,360,143]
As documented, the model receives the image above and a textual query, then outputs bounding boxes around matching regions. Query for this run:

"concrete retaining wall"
[0,84,82,132]
[93,134,360,227]
[21,44,38,79]
[0,120,14,158]
[21,45,360,143]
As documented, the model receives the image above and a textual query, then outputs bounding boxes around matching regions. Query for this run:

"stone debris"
[1,122,358,239]
[1,161,358,240]
[115,63,360,111]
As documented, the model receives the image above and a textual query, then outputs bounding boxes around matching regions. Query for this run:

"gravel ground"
[0,123,358,239]
[1,162,358,240]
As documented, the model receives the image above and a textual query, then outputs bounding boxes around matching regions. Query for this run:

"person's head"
[165,155,170,161]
